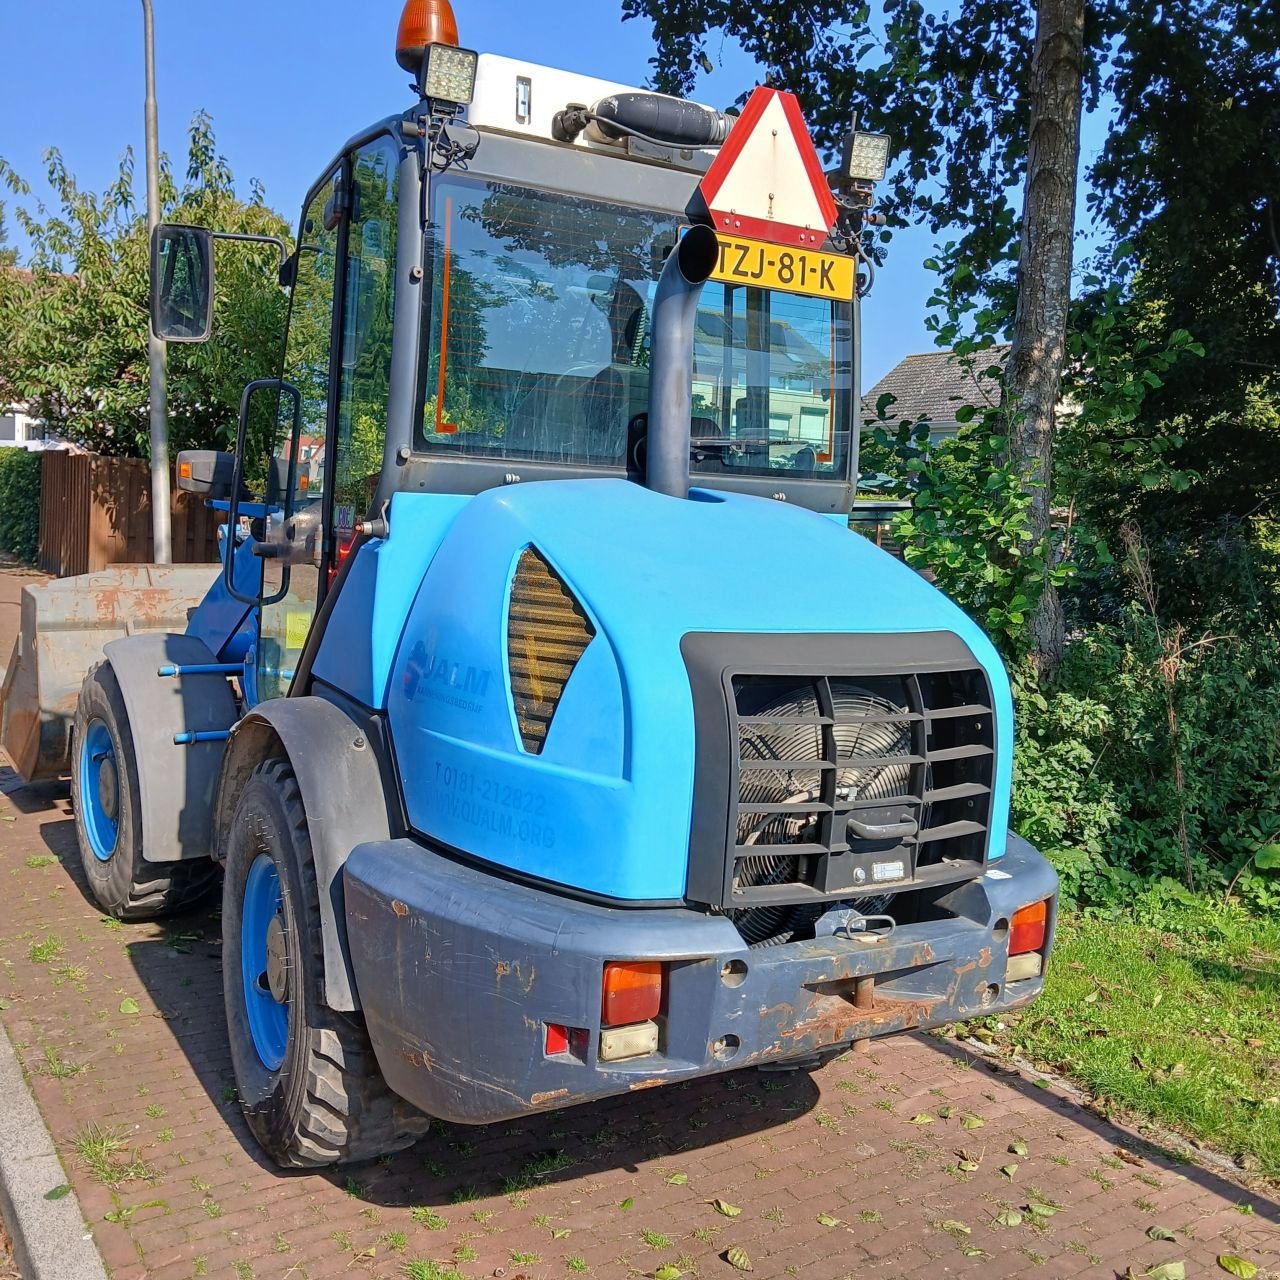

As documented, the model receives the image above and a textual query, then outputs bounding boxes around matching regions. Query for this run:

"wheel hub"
[265,915,289,1004]
[96,754,119,821]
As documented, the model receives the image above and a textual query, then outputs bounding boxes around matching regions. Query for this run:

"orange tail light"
[396,0,459,73]
[601,961,663,1027]
[1009,899,1049,956]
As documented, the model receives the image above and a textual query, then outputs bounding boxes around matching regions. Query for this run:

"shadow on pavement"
[0,764,68,816]
[9,767,826,1202]
[919,1032,1279,1226]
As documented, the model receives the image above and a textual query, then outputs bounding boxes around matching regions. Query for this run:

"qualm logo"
[403,640,491,710]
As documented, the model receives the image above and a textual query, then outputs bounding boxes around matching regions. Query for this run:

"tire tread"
[235,757,429,1168]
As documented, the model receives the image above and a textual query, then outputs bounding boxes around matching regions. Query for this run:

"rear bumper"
[343,834,1057,1124]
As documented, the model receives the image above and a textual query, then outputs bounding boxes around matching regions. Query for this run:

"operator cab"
[407,63,858,513]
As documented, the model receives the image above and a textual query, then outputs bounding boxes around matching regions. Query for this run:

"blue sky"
[0,2,1110,385]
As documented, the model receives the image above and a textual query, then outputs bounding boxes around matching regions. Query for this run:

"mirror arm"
[210,230,290,272]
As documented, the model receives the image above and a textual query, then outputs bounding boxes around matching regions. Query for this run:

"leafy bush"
[1014,616,1280,912]
[0,447,40,562]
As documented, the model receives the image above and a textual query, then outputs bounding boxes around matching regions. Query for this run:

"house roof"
[863,346,1009,424]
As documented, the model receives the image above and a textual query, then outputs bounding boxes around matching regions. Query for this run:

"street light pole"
[142,0,171,564]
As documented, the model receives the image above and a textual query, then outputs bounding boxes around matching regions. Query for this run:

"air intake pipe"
[646,224,719,500]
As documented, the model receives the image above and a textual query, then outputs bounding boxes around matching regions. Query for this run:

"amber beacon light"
[396,0,460,72]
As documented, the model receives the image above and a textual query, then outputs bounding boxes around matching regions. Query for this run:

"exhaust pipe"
[646,224,719,500]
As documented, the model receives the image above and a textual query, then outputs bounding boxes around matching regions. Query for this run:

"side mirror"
[175,449,236,497]
[151,223,214,343]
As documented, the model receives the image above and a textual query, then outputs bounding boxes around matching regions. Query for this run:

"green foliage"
[0,447,40,561]
[1014,618,1280,909]
[870,405,1058,663]
[0,112,287,457]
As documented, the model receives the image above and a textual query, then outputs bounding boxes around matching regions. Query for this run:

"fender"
[102,633,238,862]
[213,696,393,1011]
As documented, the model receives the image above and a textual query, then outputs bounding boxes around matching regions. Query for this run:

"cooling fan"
[730,680,912,946]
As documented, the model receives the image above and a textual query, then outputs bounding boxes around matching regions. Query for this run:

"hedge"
[0,448,41,563]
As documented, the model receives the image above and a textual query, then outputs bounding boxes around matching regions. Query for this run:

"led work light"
[842,129,892,183]
[422,42,478,105]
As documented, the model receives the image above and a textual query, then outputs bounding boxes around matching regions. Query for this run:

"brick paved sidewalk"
[0,754,1276,1280]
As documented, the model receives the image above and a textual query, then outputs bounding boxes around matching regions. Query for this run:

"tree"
[1085,0,1280,560]
[625,0,1280,660]
[1002,0,1084,678]
[0,112,288,457]
[625,0,1083,676]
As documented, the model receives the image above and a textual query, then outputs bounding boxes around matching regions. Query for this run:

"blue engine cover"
[379,479,1014,902]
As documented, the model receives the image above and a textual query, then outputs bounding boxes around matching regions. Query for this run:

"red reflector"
[1010,900,1048,955]
[544,1023,569,1056]
[601,961,663,1027]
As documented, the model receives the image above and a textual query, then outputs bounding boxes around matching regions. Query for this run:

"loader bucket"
[0,564,220,783]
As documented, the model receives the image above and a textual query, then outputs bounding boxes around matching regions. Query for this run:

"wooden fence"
[38,452,220,577]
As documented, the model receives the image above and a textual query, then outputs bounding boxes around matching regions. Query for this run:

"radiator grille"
[507,547,595,754]
[727,667,994,906]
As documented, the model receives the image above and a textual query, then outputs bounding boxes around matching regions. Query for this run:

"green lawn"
[987,901,1280,1177]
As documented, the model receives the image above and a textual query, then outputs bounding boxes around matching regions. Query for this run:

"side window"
[255,172,340,704]
[332,137,399,563]
[281,173,342,505]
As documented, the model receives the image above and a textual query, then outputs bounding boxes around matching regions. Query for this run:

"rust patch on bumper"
[390,900,408,918]
[627,1077,666,1092]
[783,992,934,1043]
[530,1088,568,1106]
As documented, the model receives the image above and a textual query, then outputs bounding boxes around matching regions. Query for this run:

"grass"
[71,1124,154,1185]
[41,1046,84,1079]
[402,1263,465,1280]
[987,899,1280,1175]
[410,1206,447,1230]
[28,935,63,964]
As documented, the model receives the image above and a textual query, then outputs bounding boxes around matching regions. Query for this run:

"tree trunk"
[1003,0,1085,682]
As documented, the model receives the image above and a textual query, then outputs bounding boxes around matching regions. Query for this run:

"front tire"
[222,757,429,1167]
[70,662,215,919]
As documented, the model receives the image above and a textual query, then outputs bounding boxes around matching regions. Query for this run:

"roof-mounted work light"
[841,128,892,183]
[396,0,478,106]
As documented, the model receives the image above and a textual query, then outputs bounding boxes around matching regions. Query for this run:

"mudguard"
[101,632,239,862]
[213,696,393,1012]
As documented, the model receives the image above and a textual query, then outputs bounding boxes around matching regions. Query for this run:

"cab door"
[254,135,400,702]
[254,167,343,703]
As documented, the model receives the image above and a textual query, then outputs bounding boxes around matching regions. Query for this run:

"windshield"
[415,175,853,480]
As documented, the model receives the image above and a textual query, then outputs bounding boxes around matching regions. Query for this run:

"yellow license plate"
[707,233,854,301]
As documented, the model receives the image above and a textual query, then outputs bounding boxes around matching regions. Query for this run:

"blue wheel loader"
[0,0,1057,1168]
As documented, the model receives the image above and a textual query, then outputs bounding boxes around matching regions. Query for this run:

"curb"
[0,1022,109,1280]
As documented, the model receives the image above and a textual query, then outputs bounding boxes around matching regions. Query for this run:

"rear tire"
[222,757,429,1168]
[70,662,216,919]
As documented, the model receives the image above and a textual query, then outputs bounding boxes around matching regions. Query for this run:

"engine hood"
[384,479,1013,900]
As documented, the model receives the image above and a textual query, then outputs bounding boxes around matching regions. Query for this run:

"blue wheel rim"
[241,855,289,1071]
[78,718,119,862]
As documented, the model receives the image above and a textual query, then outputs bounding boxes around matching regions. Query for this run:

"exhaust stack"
[646,224,719,500]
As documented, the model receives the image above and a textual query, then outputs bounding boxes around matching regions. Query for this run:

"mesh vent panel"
[507,548,595,754]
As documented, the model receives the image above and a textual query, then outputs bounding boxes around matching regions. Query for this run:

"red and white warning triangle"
[689,86,838,249]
